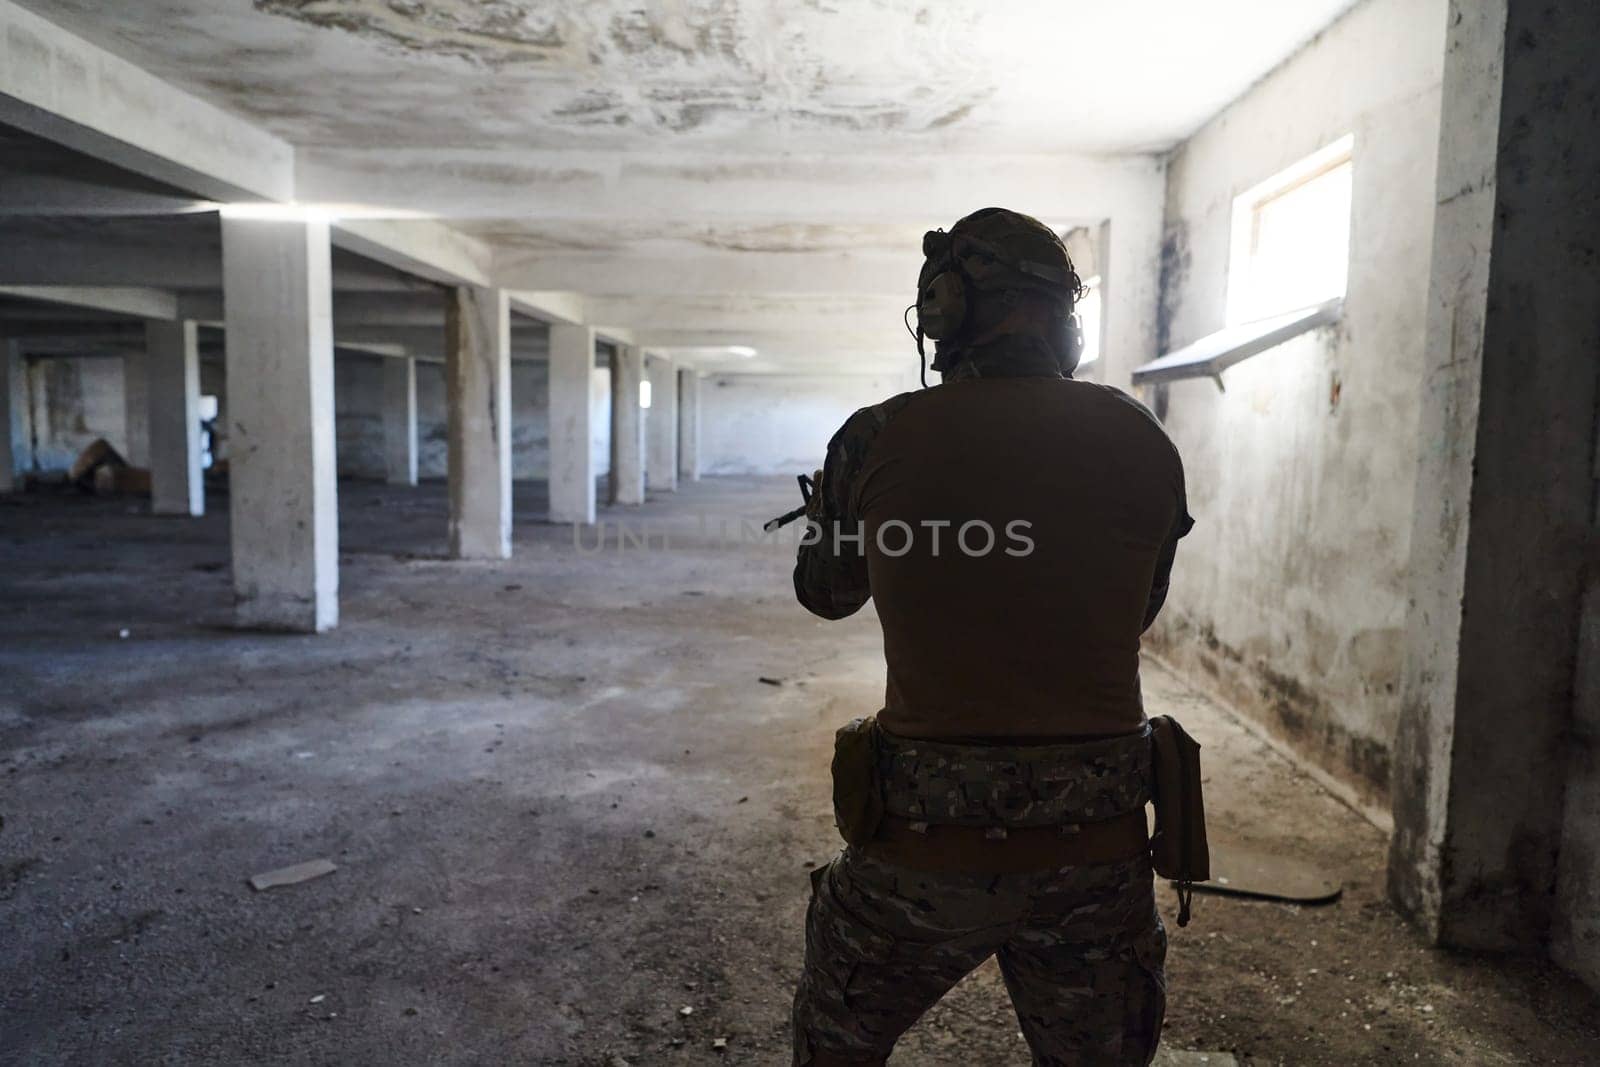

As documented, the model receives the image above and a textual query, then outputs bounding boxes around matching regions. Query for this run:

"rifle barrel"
[763,505,808,533]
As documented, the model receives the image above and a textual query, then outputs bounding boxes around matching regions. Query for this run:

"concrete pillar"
[548,324,597,524]
[646,355,678,493]
[221,216,338,633]
[1100,196,1161,392]
[1389,0,1600,956]
[144,320,204,517]
[609,344,645,506]
[122,347,149,467]
[446,287,512,559]
[383,355,418,487]
[0,340,26,492]
[677,367,701,483]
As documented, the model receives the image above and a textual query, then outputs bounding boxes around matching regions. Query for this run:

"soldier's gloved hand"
[805,468,826,521]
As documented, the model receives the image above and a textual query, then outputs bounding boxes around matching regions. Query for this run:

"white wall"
[24,355,127,472]
[699,370,918,477]
[339,355,609,482]
[333,355,385,480]
[590,362,612,478]
[1146,0,1446,804]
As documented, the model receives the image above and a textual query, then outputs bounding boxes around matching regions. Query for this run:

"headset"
[905,227,1085,387]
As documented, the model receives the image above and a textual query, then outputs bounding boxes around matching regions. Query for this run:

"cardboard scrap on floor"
[249,858,337,891]
[1188,841,1342,905]
[68,438,151,495]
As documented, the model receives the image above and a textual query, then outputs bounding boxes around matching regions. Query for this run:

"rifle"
[763,473,817,533]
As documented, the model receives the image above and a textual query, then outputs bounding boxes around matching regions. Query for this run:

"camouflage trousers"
[792,847,1166,1066]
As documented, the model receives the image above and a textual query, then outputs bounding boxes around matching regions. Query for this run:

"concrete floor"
[1,477,1596,1066]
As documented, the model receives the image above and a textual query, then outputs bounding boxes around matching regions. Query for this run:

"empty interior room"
[1,1,1597,1064]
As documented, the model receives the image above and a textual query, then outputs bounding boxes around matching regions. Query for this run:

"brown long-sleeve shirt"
[794,374,1192,741]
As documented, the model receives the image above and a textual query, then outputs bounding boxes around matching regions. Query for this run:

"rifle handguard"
[763,473,817,533]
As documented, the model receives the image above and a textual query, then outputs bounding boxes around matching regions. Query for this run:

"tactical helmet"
[913,207,1087,377]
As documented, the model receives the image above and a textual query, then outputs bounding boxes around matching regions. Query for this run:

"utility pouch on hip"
[1149,715,1210,926]
[831,716,884,848]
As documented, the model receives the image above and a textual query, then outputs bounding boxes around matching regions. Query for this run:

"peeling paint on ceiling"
[250,0,989,137]
[16,0,1363,154]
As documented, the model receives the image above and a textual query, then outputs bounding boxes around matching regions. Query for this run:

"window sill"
[1132,298,1343,390]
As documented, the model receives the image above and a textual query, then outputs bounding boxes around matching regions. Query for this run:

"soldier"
[789,207,1194,1066]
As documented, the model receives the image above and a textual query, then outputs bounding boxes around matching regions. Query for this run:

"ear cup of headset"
[1061,314,1085,377]
[918,271,968,340]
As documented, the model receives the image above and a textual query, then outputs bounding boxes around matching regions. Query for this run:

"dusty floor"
[1,477,1596,1066]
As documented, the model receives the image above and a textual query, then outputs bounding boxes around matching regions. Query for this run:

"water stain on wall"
[1156,220,1190,355]
[1151,614,1395,804]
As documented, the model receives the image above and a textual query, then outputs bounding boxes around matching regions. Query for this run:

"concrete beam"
[0,236,220,287]
[445,287,512,559]
[0,173,213,217]
[178,291,468,328]
[508,290,585,326]
[0,0,292,202]
[331,218,492,290]
[144,320,203,516]
[609,345,644,507]
[627,328,902,355]
[335,341,409,360]
[583,294,905,337]
[298,148,1163,226]
[0,228,452,293]
[0,320,146,343]
[221,217,338,633]
[495,248,915,297]
[0,286,177,320]
[595,326,637,349]
[547,324,597,525]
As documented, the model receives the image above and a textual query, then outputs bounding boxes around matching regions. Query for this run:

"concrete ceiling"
[20,0,1359,156]
[5,0,1362,372]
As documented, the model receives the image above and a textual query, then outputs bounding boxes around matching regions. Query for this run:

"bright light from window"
[639,379,652,409]
[217,202,436,223]
[218,202,339,223]
[1227,135,1353,325]
[1074,275,1102,368]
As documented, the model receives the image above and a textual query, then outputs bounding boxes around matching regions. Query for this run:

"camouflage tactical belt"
[876,724,1153,828]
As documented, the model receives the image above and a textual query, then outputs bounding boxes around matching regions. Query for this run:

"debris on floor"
[67,439,150,495]
[1154,1052,1239,1067]
[1192,842,1342,905]
[758,676,783,686]
[248,858,338,891]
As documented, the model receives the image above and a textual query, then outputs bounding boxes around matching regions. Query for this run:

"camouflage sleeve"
[793,396,910,620]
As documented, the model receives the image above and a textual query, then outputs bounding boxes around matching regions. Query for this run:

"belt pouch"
[831,716,884,848]
[1150,714,1210,925]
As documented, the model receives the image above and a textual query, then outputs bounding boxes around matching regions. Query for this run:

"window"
[1074,275,1102,368]
[639,379,652,409]
[199,394,219,470]
[1226,135,1353,325]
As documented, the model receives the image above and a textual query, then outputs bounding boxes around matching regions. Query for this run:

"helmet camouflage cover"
[919,207,1085,306]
